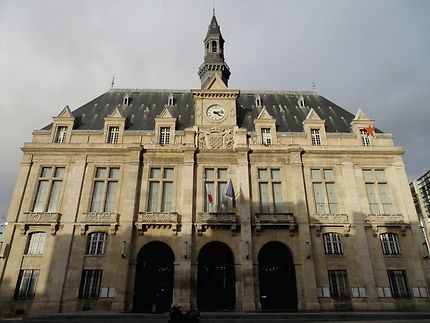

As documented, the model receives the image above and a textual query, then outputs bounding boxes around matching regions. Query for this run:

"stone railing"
[195,212,238,235]
[135,212,180,235]
[254,213,296,235]
[312,213,349,224]
[80,212,120,235]
[23,212,61,224]
[84,212,119,223]
[20,212,61,235]
[365,214,408,236]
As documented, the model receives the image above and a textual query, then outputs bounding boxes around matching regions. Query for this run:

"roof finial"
[312,81,317,93]
[111,76,115,89]
[213,0,215,16]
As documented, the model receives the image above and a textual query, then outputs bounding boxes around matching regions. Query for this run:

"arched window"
[380,233,400,255]
[255,95,262,108]
[298,95,305,108]
[26,232,48,255]
[167,93,174,106]
[86,232,108,255]
[123,93,130,106]
[211,41,217,53]
[323,232,343,255]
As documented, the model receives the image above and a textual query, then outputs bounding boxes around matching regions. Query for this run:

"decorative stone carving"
[80,212,120,235]
[313,214,349,224]
[366,214,408,236]
[135,212,180,235]
[195,212,238,235]
[197,128,235,149]
[254,213,296,235]
[20,212,61,235]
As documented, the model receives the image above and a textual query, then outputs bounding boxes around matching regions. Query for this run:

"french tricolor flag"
[206,183,213,204]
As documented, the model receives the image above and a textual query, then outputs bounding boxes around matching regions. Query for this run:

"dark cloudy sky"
[0,0,429,224]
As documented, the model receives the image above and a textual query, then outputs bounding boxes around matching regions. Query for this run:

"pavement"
[2,311,430,322]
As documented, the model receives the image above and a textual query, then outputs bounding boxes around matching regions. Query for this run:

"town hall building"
[0,13,429,317]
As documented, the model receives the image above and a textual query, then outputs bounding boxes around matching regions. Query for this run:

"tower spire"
[198,11,231,88]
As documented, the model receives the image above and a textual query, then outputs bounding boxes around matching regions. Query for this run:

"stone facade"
[0,13,429,317]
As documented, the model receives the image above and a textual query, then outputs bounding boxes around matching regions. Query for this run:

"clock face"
[207,105,226,121]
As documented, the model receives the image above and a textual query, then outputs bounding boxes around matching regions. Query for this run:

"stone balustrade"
[254,213,296,235]
[135,212,180,235]
[195,212,238,235]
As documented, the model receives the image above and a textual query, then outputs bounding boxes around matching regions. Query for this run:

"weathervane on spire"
[111,76,115,89]
[213,0,216,16]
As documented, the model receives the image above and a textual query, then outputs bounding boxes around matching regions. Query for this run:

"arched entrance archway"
[197,241,235,311]
[133,241,174,312]
[258,241,298,311]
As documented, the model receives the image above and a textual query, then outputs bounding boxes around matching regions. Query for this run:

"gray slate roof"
[42,89,377,134]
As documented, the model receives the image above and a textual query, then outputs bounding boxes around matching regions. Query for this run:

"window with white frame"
[380,233,400,255]
[311,169,338,214]
[14,269,39,299]
[79,269,102,299]
[108,126,119,144]
[387,270,410,298]
[328,270,349,298]
[261,128,272,145]
[33,166,65,213]
[90,167,119,213]
[363,169,394,215]
[147,167,174,213]
[204,168,229,213]
[311,129,321,146]
[86,232,108,255]
[323,233,343,255]
[257,168,283,213]
[26,232,48,255]
[55,126,68,143]
[360,129,371,146]
[159,127,171,145]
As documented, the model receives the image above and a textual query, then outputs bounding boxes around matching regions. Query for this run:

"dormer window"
[159,127,171,145]
[167,93,174,106]
[123,94,130,106]
[255,95,262,108]
[261,128,272,145]
[360,129,371,146]
[55,126,68,143]
[298,96,305,108]
[108,126,119,144]
[212,41,217,53]
[311,129,321,146]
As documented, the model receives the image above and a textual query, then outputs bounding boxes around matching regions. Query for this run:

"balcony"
[310,213,351,236]
[365,214,409,235]
[195,212,238,235]
[20,212,61,235]
[135,212,180,235]
[80,212,120,235]
[253,213,296,235]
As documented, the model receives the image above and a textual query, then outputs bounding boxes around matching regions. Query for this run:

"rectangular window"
[387,270,410,298]
[14,269,39,299]
[148,167,174,212]
[86,232,108,255]
[257,168,283,213]
[204,168,229,213]
[90,167,119,212]
[360,129,371,146]
[380,233,401,255]
[363,169,394,215]
[160,127,171,145]
[311,129,321,145]
[26,232,48,255]
[33,166,65,213]
[108,126,119,144]
[311,169,338,214]
[79,270,102,299]
[55,126,68,143]
[261,128,272,145]
[328,270,349,298]
[323,233,343,255]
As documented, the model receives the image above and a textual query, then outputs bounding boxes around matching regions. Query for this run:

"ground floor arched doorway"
[258,241,298,311]
[197,241,235,311]
[133,241,174,312]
